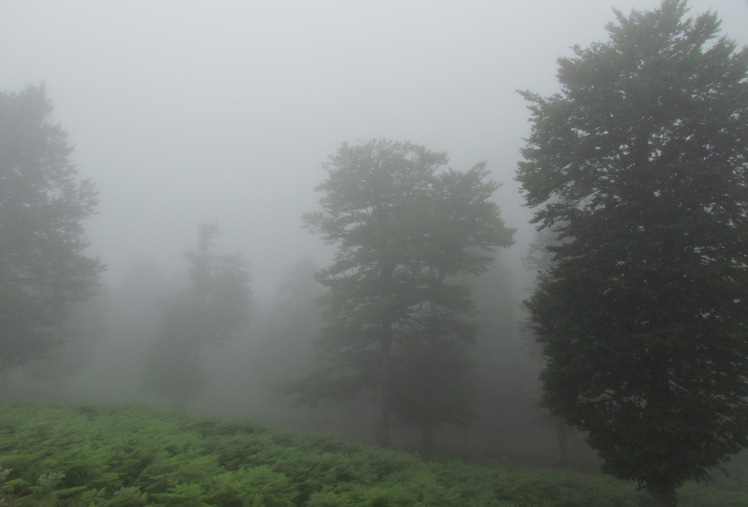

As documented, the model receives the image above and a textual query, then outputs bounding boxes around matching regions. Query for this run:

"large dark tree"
[517,2,748,506]
[141,224,252,407]
[0,85,103,374]
[297,139,514,446]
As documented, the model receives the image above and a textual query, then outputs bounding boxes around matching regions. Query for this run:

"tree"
[516,2,748,505]
[261,257,324,379]
[141,224,252,407]
[236,258,326,424]
[523,228,585,467]
[387,334,476,451]
[0,84,104,374]
[297,139,514,446]
[22,287,110,391]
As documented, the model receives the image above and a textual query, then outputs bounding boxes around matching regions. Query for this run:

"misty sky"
[2,0,747,300]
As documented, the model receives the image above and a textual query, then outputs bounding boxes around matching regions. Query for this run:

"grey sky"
[2,0,746,299]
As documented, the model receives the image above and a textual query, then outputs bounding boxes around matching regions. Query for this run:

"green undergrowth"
[0,401,745,506]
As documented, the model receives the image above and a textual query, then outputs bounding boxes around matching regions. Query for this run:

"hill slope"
[0,402,745,506]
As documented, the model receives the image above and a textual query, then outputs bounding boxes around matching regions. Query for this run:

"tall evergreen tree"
[517,2,748,505]
[297,139,514,446]
[0,85,103,373]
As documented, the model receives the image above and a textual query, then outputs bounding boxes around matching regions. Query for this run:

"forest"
[1,1,747,506]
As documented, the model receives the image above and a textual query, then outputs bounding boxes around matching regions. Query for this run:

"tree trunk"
[374,260,395,447]
[375,328,393,447]
[420,424,435,454]
[375,404,392,447]
[555,418,569,466]
[648,478,677,507]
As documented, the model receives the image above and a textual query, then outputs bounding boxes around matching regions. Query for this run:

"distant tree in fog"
[268,257,323,333]
[517,2,748,505]
[141,223,252,407]
[292,139,514,447]
[0,85,104,374]
[250,257,324,396]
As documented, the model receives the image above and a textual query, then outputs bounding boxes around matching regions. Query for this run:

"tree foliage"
[23,288,110,387]
[299,139,514,446]
[142,223,252,406]
[0,84,104,372]
[517,1,748,505]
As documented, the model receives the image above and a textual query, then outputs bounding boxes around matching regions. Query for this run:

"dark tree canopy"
[297,139,514,446]
[517,1,748,505]
[141,223,252,407]
[0,85,104,372]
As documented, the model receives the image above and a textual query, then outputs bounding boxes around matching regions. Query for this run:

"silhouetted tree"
[0,84,104,375]
[295,139,514,446]
[517,2,748,505]
[142,224,251,407]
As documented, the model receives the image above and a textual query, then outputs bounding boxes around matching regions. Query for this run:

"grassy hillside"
[0,402,745,506]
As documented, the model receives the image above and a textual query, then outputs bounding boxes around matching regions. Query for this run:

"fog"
[4,0,743,297]
[2,0,747,464]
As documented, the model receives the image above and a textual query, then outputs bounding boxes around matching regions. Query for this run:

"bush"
[0,401,745,506]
